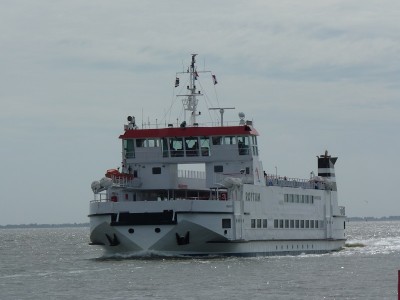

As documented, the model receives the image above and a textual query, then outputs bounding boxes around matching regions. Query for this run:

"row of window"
[274,219,323,229]
[150,165,250,175]
[284,194,315,204]
[123,135,258,159]
[251,219,268,228]
[225,218,326,230]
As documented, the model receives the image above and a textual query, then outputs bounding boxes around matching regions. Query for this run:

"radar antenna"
[209,107,235,126]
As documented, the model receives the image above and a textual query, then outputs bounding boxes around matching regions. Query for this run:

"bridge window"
[124,139,135,158]
[212,136,222,145]
[224,136,236,145]
[185,137,199,157]
[148,139,159,147]
[136,139,145,147]
[200,137,210,156]
[170,137,184,157]
[162,138,169,157]
[237,136,250,155]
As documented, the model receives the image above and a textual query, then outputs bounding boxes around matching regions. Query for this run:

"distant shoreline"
[0,223,89,229]
[1,217,400,229]
[347,216,400,222]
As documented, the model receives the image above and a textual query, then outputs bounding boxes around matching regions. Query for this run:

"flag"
[175,77,179,87]
[212,74,218,85]
[194,71,199,80]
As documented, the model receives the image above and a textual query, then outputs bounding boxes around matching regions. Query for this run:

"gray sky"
[1,1,399,225]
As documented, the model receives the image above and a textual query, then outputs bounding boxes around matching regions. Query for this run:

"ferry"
[89,54,346,256]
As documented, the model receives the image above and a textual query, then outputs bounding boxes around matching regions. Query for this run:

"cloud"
[1,0,400,223]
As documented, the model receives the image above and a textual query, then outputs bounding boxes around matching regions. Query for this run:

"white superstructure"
[89,55,346,256]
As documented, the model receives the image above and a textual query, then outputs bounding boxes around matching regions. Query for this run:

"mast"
[187,54,199,126]
[177,54,202,126]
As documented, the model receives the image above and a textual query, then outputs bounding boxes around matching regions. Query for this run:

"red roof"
[119,125,259,139]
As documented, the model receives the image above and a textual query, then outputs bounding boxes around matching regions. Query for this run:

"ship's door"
[233,201,243,240]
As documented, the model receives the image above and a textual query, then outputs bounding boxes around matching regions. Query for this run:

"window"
[222,218,231,229]
[251,219,256,228]
[274,219,278,228]
[224,136,236,145]
[295,220,299,228]
[315,220,319,229]
[200,137,210,156]
[263,219,268,228]
[152,167,161,174]
[310,220,314,228]
[162,138,169,157]
[237,136,250,155]
[185,137,199,157]
[136,139,145,147]
[214,165,223,173]
[257,219,262,228]
[170,138,184,157]
[285,220,289,228]
[148,139,159,147]
[284,194,288,202]
[300,220,304,228]
[279,219,284,228]
[212,136,222,145]
[290,220,294,228]
[124,139,134,158]
[252,146,258,156]
[305,220,309,228]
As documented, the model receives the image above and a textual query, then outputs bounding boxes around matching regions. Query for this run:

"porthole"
[155,228,161,233]
[128,228,134,234]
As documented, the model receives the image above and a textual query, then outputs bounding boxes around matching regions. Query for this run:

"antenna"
[209,107,235,126]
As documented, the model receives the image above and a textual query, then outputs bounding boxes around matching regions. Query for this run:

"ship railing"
[178,170,206,179]
[265,174,326,190]
[339,206,346,216]
[110,175,142,188]
[134,120,243,129]
[214,173,254,185]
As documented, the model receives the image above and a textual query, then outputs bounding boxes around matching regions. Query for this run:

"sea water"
[1,221,399,299]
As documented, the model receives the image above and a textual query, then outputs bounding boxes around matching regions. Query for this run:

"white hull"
[90,216,345,256]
